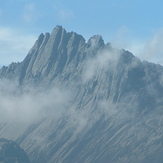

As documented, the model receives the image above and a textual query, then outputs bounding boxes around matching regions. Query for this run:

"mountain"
[0,25,163,163]
[0,138,30,163]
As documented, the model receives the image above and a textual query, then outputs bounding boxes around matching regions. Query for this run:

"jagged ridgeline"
[0,26,163,163]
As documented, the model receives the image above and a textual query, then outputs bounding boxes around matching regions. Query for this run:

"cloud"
[123,28,163,66]
[138,29,163,65]
[0,26,36,66]
[110,26,163,65]
[109,26,145,59]
[111,26,132,50]
[0,79,72,123]
[58,9,74,22]
[0,78,89,134]
[53,5,74,23]
[82,48,121,82]
[23,3,39,23]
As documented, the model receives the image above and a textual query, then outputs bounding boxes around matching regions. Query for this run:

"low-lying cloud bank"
[0,79,90,135]
[0,79,72,123]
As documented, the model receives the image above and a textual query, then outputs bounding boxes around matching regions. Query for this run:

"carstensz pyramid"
[0,26,163,163]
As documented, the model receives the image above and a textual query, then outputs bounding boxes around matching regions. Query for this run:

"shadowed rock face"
[0,138,30,163]
[0,26,163,163]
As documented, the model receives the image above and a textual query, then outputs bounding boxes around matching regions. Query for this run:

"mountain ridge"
[0,26,163,163]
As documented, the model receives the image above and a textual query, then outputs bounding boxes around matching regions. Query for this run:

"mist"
[0,79,72,123]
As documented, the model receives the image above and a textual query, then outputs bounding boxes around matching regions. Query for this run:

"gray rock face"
[0,26,163,163]
[0,138,30,163]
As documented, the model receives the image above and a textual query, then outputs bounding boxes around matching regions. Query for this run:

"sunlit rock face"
[0,26,163,163]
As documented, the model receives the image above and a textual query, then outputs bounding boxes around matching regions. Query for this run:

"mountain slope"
[0,26,163,163]
[0,138,30,163]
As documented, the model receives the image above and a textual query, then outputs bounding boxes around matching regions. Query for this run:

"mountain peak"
[87,35,105,48]
[51,25,65,35]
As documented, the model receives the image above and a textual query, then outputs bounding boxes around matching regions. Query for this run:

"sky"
[0,0,163,66]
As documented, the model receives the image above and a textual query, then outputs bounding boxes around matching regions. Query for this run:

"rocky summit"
[0,26,163,163]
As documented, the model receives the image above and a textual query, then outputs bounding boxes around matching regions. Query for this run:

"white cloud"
[82,48,121,82]
[124,29,163,65]
[110,26,163,65]
[58,9,74,22]
[0,79,89,136]
[0,26,36,66]
[138,29,163,65]
[111,26,132,50]
[53,5,74,23]
[23,3,38,23]
[0,79,72,123]
[110,26,145,58]
[125,41,145,56]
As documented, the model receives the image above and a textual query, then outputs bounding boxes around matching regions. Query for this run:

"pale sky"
[0,0,163,66]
